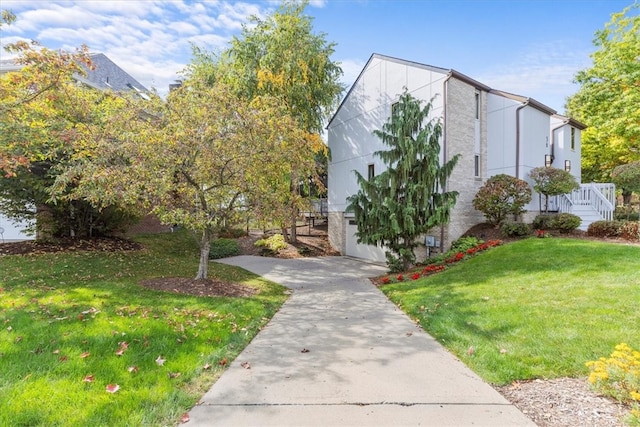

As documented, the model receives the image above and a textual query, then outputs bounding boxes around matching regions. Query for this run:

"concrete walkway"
[187,256,535,426]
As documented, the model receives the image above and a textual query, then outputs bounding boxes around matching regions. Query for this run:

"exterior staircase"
[556,183,616,231]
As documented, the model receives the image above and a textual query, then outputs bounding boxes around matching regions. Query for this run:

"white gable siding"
[487,93,519,177]
[327,57,448,259]
[551,116,582,184]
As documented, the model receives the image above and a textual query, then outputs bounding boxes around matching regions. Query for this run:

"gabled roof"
[84,53,148,93]
[0,52,148,95]
[552,114,587,130]
[490,89,557,115]
[327,53,558,128]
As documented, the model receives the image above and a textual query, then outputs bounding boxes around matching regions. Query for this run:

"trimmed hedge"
[209,238,241,259]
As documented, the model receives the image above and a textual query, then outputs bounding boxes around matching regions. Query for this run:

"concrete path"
[187,256,535,426]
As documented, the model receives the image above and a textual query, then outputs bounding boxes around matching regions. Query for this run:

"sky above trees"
[1,0,636,112]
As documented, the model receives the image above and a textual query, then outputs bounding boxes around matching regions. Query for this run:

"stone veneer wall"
[443,78,488,249]
[327,212,345,254]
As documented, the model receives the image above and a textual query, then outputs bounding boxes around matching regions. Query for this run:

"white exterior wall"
[0,214,33,241]
[487,93,519,177]
[327,56,447,260]
[551,117,582,184]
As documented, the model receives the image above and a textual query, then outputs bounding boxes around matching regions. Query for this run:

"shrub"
[472,174,532,226]
[550,213,582,233]
[532,214,554,230]
[255,233,288,254]
[587,220,623,238]
[219,227,247,238]
[614,207,640,221]
[451,236,482,252]
[501,221,530,237]
[528,167,579,213]
[586,343,640,425]
[208,238,241,259]
[621,221,640,241]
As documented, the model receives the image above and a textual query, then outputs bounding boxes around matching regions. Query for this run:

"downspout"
[440,73,453,253]
[550,120,568,165]
[515,101,528,179]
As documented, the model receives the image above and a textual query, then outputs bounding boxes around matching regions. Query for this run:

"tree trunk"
[195,228,212,280]
[289,175,299,243]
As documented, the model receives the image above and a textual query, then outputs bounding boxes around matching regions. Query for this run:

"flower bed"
[377,239,502,284]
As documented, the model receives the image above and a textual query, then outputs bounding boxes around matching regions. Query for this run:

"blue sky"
[0,0,635,114]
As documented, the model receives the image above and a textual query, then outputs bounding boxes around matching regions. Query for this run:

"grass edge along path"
[380,238,640,385]
[0,231,287,426]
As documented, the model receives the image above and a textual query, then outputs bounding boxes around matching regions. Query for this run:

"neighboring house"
[327,53,614,263]
[0,53,149,241]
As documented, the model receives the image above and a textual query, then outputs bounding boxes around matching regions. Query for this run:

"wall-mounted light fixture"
[565,160,571,172]
[545,154,552,167]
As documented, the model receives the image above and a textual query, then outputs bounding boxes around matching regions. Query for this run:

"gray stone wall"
[328,212,345,254]
[444,78,488,249]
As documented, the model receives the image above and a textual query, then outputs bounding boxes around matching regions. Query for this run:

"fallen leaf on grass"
[106,384,120,393]
[155,356,166,366]
[127,366,138,373]
[203,363,212,370]
[180,413,190,423]
[52,349,60,354]
[80,352,90,358]
[168,372,181,379]
[59,355,68,362]
[218,358,227,366]
[467,346,475,356]
[240,361,251,369]
[83,374,95,382]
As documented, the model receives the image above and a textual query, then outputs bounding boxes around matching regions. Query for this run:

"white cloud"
[476,41,592,112]
[338,57,367,88]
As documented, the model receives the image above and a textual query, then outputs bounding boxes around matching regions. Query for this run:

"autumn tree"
[347,92,460,272]
[529,167,579,213]
[473,174,532,226]
[54,75,308,280]
[0,36,137,237]
[566,4,640,182]
[611,160,640,216]
[223,0,343,242]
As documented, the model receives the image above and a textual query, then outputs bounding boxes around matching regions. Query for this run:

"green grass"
[381,238,640,385]
[0,230,287,426]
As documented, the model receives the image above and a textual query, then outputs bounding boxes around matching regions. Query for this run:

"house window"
[368,164,375,181]
[474,155,480,177]
[571,127,576,150]
[474,92,480,120]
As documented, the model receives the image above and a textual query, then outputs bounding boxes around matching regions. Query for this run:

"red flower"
[396,274,404,281]
[411,272,421,280]
[381,277,391,284]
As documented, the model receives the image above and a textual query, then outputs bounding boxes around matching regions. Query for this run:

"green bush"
[255,233,288,254]
[532,214,555,230]
[501,221,531,237]
[614,207,640,221]
[550,213,582,233]
[209,238,241,259]
[586,220,623,238]
[620,221,640,241]
[472,174,532,226]
[451,236,482,252]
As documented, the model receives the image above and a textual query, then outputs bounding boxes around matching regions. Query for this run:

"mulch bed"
[139,277,257,298]
[0,237,143,256]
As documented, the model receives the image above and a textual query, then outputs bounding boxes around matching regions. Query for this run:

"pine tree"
[347,91,460,272]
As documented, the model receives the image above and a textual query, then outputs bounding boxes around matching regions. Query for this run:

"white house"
[0,53,149,241]
[327,53,614,263]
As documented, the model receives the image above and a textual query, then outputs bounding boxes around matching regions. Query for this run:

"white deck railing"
[557,183,616,221]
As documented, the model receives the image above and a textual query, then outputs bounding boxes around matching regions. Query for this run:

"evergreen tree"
[347,91,460,272]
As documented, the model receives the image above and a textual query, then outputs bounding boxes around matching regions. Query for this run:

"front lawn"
[0,231,287,426]
[381,238,640,385]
